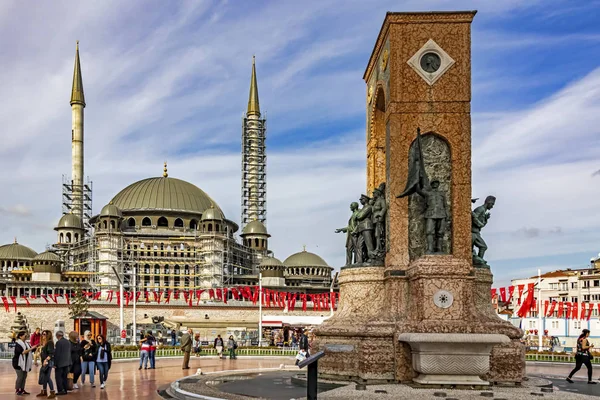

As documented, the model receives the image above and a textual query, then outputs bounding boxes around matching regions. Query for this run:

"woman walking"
[228,335,237,359]
[567,329,598,384]
[68,331,82,389]
[37,329,56,398]
[80,331,96,387]
[13,330,37,395]
[94,335,112,389]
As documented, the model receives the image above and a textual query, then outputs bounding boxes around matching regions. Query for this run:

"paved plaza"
[0,357,292,399]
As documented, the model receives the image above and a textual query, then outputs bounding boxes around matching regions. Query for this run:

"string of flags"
[491,283,598,320]
[0,287,339,313]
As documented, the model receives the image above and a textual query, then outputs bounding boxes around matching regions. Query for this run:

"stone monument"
[314,11,525,385]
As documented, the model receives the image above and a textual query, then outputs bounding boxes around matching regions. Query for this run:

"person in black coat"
[53,331,72,395]
[93,335,112,389]
[13,330,37,395]
[69,331,82,389]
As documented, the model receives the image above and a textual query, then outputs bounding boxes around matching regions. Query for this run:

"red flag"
[209,289,215,300]
[490,288,497,299]
[136,292,141,302]
[21,296,30,306]
[29,295,36,300]
[9,296,17,311]
[1,297,8,312]
[587,303,594,321]
[65,294,70,305]
[41,295,49,303]
[581,303,588,320]
[94,292,102,301]
[547,301,557,317]
[517,284,525,304]
[516,283,535,318]
[223,288,228,304]
[125,292,131,307]
[572,302,579,320]
[165,290,171,304]
[107,290,114,303]
[557,301,564,318]
[301,294,307,311]
[565,302,572,319]
[50,294,58,304]
[183,291,189,303]
[117,292,121,306]
[290,293,297,311]
[508,286,515,302]
[331,292,336,309]
[543,300,549,317]
[196,290,205,305]
[499,287,507,303]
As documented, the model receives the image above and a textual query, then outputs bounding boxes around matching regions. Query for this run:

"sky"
[0,0,599,288]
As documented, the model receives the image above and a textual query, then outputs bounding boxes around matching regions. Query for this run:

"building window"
[142,217,151,226]
[552,321,559,329]
[595,280,600,287]
[528,321,536,329]
[584,295,591,301]
[574,321,582,329]
[157,217,168,227]
[571,297,578,303]
[174,218,184,228]
[583,281,591,288]
[128,218,136,227]
[571,282,578,289]
[561,282,568,291]
[190,219,198,230]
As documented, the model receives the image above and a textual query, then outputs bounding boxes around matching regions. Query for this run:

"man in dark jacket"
[54,331,72,395]
[299,329,310,356]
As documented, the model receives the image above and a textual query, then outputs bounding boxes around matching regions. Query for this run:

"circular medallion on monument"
[433,290,453,309]
[420,52,441,73]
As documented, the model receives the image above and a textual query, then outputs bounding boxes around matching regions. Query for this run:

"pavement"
[0,356,290,399]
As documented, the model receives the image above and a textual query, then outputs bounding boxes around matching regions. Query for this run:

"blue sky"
[0,0,599,288]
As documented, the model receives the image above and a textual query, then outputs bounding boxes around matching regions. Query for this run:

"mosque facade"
[0,44,334,303]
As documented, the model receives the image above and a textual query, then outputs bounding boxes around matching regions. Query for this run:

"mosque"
[0,44,334,301]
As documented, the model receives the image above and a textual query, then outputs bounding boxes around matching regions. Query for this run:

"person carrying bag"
[567,329,597,384]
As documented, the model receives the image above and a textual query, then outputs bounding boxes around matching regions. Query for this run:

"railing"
[526,353,600,364]
[0,347,296,360]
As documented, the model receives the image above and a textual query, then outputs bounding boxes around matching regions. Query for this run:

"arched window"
[74,233,79,242]
[59,233,64,243]
[127,217,136,227]
[190,219,198,230]
[254,238,259,247]
[142,217,151,226]
[110,220,116,229]
[157,217,168,227]
[174,218,184,228]
[103,220,107,229]
[66,232,72,243]
[208,223,213,232]
[262,239,266,248]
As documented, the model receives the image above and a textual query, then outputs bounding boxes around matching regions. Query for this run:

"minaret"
[241,56,267,229]
[70,41,85,220]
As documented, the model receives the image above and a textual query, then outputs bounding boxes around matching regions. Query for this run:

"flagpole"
[132,265,137,343]
[538,269,543,352]
[258,272,263,347]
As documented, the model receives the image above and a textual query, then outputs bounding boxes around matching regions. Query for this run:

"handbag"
[233,342,238,350]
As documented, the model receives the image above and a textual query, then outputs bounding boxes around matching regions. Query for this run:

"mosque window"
[216,224,220,232]
[255,238,259,247]
[157,217,168,227]
[190,219,198,230]
[142,217,151,227]
[74,233,79,242]
[110,221,115,229]
[127,218,136,227]
[60,233,64,243]
[66,232,72,243]
[208,223,213,232]
[103,221,108,229]
[174,218,184,228]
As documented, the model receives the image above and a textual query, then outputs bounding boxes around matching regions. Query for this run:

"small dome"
[55,213,84,230]
[0,241,37,260]
[241,220,269,236]
[260,256,284,267]
[100,202,122,218]
[201,206,224,221]
[284,249,329,268]
[33,251,61,263]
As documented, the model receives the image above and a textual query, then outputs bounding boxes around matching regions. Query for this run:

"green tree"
[68,284,90,319]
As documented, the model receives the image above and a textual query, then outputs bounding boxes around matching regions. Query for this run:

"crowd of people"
[12,328,112,397]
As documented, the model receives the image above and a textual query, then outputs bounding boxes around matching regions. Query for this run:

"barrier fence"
[525,353,600,364]
[0,347,297,360]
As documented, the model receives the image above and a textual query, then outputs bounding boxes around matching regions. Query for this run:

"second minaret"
[70,41,85,220]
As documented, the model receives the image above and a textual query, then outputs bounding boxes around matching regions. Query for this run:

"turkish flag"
[587,303,594,320]
[499,287,507,303]
[557,301,564,318]
[547,301,557,317]
[517,284,525,304]
[490,288,497,299]
[543,300,549,317]
[508,286,515,302]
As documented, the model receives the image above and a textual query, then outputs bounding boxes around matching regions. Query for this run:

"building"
[0,44,336,340]
[510,256,600,349]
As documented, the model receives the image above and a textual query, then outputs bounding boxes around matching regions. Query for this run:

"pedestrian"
[30,328,42,366]
[13,330,36,395]
[171,329,177,346]
[228,335,237,359]
[37,329,56,398]
[158,330,163,345]
[194,333,201,357]
[139,334,151,370]
[147,330,157,369]
[80,331,96,387]
[53,331,71,396]
[94,335,112,389]
[139,330,145,342]
[214,335,224,359]
[68,331,82,389]
[567,329,597,384]
[181,329,192,369]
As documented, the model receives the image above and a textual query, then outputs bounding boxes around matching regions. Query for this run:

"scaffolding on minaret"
[62,175,93,234]
[241,56,267,228]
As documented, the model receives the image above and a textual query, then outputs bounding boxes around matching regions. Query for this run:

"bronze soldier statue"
[356,194,375,263]
[472,196,495,266]
[416,180,447,254]
[335,202,360,265]
[372,183,387,254]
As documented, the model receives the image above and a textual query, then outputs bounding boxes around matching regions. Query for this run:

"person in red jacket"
[29,328,41,366]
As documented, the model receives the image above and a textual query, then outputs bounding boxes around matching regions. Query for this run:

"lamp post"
[258,272,262,347]
[132,264,136,343]
[538,269,543,352]
[111,265,124,345]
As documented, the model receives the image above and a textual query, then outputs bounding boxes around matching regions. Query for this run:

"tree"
[68,283,90,319]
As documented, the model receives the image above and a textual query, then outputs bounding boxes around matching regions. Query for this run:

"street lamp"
[258,272,262,347]
[111,265,124,345]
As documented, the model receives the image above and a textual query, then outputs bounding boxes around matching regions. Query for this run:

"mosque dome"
[284,249,329,268]
[55,213,84,230]
[201,205,224,221]
[0,241,37,260]
[100,202,122,218]
[110,176,223,216]
[259,256,284,267]
[241,220,269,236]
[33,251,61,263]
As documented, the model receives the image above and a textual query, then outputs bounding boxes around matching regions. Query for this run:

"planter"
[399,333,509,385]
